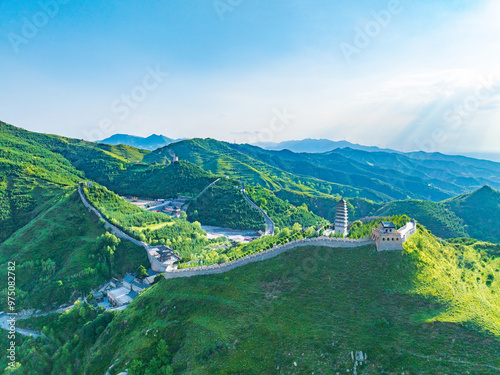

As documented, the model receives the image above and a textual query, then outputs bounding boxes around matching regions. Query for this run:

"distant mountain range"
[98,134,183,151]
[98,134,500,163]
[256,139,500,162]
[253,138,399,154]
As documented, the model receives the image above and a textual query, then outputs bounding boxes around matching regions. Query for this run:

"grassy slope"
[0,191,148,310]
[18,227,497,375]
[186,179,265,231]
[0,174,68,242]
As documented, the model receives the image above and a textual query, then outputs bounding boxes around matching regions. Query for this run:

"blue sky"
[1,0,499,156]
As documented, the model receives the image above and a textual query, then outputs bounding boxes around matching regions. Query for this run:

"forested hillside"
[443,186,500,243]
[83,184,216,259]
[186,179,265,231]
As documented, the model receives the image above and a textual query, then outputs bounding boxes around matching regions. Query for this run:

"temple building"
[371,220,417,251]
[334,198,349,237]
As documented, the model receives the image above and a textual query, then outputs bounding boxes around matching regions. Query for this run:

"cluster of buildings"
[105,272,157,307]
[160,197,188,217]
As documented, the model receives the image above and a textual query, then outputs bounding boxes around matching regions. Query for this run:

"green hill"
[443,186,500,243]
[160,138,393,202]
[0,122,214,200]
[7,227,500,374]
[186,179,266,231]
[109,161,218,199]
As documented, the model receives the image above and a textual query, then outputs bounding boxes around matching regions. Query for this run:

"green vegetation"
[245,185,328,229]
[8,227,500,374]
[443,186,500,243]
[107,161,218,199]
[0,191,148,310]
[0,122,215,201]
[162,138,393,201]
[159,138,471,202]
[83,184,218,259]
[187,179,265,231]
[178,226,307,268]
[0,174,68,242]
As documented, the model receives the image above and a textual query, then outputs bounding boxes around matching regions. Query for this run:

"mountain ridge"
[97,133,183,151]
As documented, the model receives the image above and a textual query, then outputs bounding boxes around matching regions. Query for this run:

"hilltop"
[7,227,500,374]
[98,133,181,151]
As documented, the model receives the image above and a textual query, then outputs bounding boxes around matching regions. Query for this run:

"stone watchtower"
[334,198,349,237]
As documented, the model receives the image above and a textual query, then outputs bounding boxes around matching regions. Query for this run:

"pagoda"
[334,198,349,237]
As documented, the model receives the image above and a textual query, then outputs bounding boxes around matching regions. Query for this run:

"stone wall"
[165,236,375,279]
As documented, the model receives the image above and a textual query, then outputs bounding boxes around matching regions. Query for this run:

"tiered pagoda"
[334,198,349,237]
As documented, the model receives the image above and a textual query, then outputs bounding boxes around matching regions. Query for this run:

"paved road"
[0,313,42,338]
[240,181,275,235]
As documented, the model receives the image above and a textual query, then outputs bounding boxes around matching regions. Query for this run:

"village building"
[107,287,134,307]
[106,273,152,307]
[371,220,417,251]
[334,198,349,237]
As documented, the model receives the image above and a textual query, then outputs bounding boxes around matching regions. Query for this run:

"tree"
[292,223,302,233]
[129,360,145,375]
[136,265,148,280]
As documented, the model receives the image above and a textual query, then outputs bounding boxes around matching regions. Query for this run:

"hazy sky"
[1,0,499,155]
